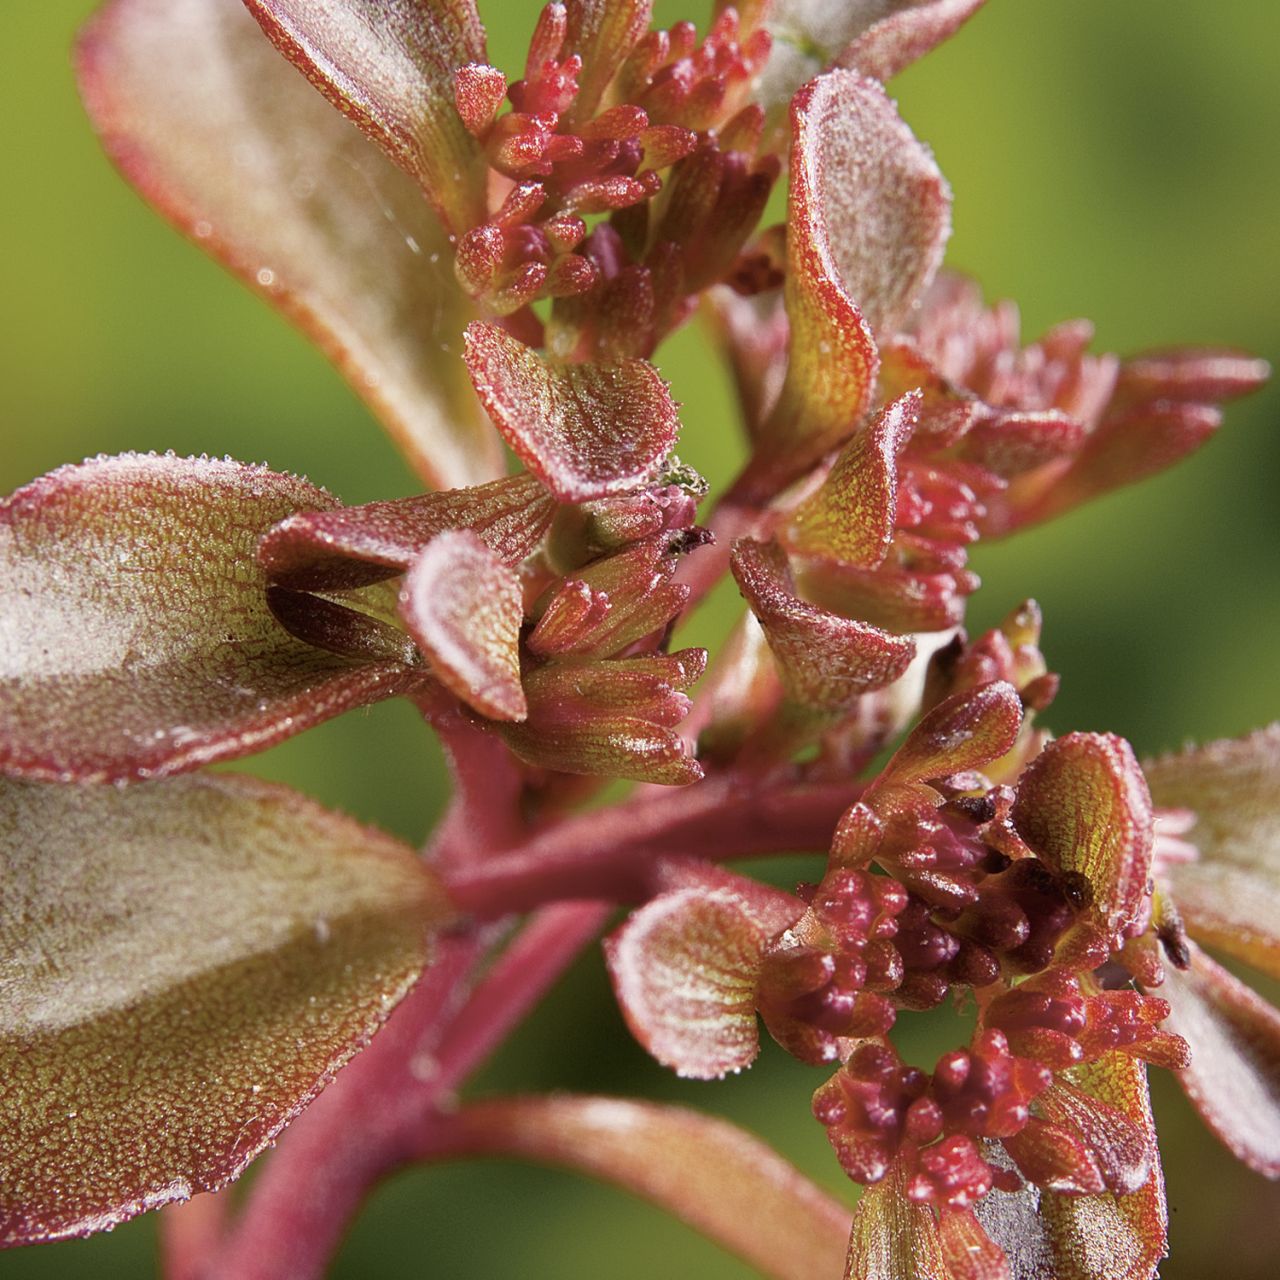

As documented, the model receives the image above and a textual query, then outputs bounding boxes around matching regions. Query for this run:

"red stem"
[204,904,608,1280]
[445,772,859,917]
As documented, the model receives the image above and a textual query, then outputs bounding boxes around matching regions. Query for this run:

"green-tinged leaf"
[1011,734,1154,943]
[877,681,1023,789]
[732,539,916,712]
[463,323,681,502]
[78,0,500,489]
[243,0,488,233]
[744,71,949,494]
[400,530,527,721]
[259,474,555,590]
[0,454,423,783]
[845,1169,949,1280]
[785,392,919,568]
[1145,725,1280,977]
[1156,942,1280,1177]
[744,0,987,111]
[431,1094,851,1280]
[0,772,449,1246]
[606,877,799,1079]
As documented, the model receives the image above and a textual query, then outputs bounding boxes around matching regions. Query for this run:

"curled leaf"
[464,323,681,502]
[400,530,527,721]
[243,0,488,233]
[748,0,987,112]
[732,539,917,712]
[878,681,1023,789]
[0,772,448,1245]
[0,454,422,783]
[259,474,555,590]
[77,0,500,489]
[1011,734,1154,944]
[606,878,799,1079]
[784,392,919,568]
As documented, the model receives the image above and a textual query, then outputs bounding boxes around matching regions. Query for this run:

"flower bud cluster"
[453,4,777,349]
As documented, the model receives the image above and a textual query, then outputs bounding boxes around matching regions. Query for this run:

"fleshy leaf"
[1011,734,1154,943]
[243,0,488,233]
[259,474,555,590]
[746,0,987,112]
[732,539,917,712]
[0,454,423,783]
[563,0,653,120]
[1023,403,1221,528]
[464,323,681,502]
[431,1094,851,1280]
[793,70,951,336]
[747,71,949,493]
[877,680,1023,789]
[0,772,448,1245]
[784,392,919,568]
[399,530,527,721]
[1114,348,1270,406]
[1144,725,1280,976]
[495,651,705,785]
[1157,942,1280,1177]
[844,1168,949,1280]
[606,879,799,1079]
[78,0,500,489]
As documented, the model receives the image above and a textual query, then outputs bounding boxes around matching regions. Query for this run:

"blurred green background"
[2,0,1278,1275]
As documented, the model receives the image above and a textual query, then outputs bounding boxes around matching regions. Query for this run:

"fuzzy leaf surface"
[0,773,446,1245]
[464,323,680,502]
[0,454,422,782]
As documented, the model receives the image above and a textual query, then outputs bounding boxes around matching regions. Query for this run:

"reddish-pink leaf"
[562,0,653,120]
[844,1167,949,1280]
[790,69,950,337]
[784,392,919,568]
[463,323,681,502]
[731,539,917,712]
[0,772,449,1246]
[958,411,1085,480]
[1156,942,1280,1177]
[837,0,989,83]
[243,0,488,233]
[1115,348,1270,406]
[877,681,1023,789]
[1037,1072,1154,1197]
[606,883,789,1079]
[1011,734,1154,944]
[429,1094,851,1280]
[1024,402,1221,528]
[0,454,423,783]
[259,474,555,590]
[745,1,987,112]
[1144,725,1280,977]
[496,652,705,785]
[77,0,500,489]
[399,530,527,721]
